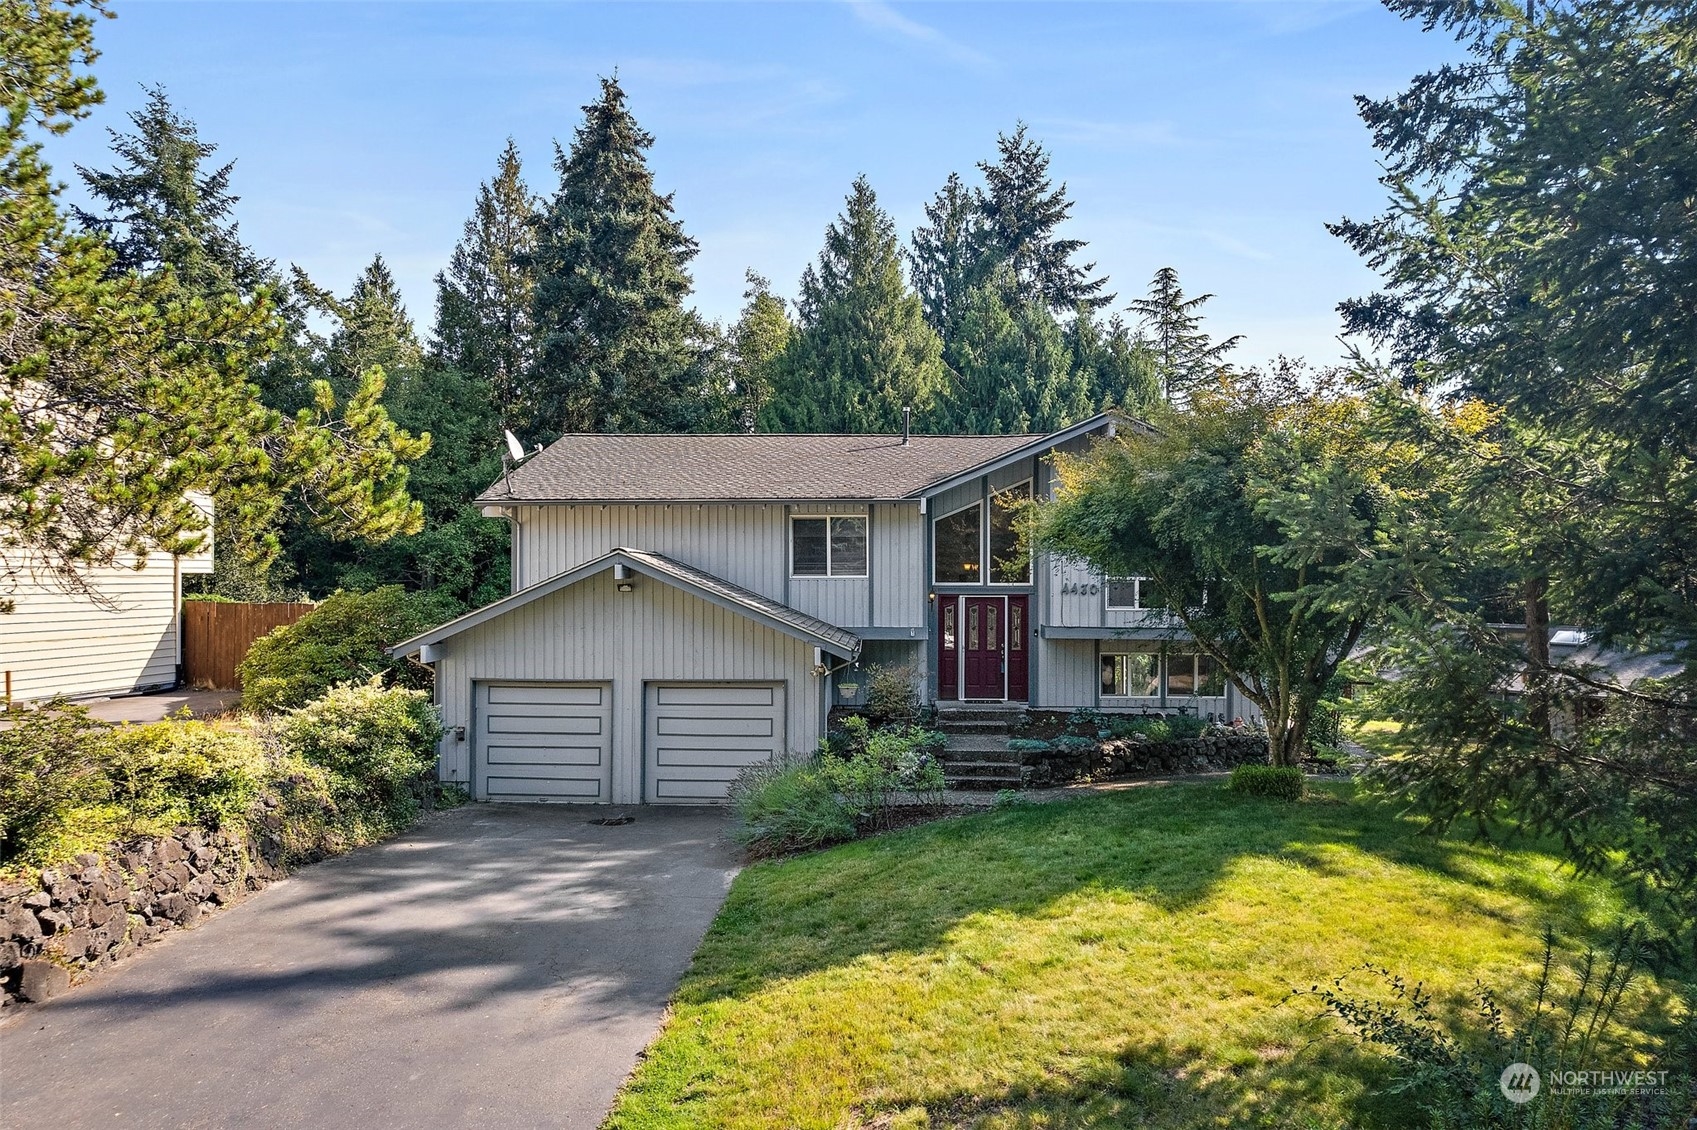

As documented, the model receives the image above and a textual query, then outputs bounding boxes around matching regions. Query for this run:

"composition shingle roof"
[477,432,1048,503]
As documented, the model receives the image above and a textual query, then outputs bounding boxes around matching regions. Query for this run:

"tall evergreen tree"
[326,253,420,399]
[726,270,791,431]
[943,273,1088,433]
[74,83,274,299]
[761,176,947,433]
[1067,306,1160,415]
[432,138,538,430]
[1127,266,1242,402]
[529,76,709,437]
[977,123,1111,314]
[908,171,991,344]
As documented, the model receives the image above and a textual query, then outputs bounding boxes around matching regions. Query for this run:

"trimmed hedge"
[1227,764,1306,801]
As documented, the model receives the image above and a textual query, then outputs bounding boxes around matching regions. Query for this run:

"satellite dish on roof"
[504,429,526,463]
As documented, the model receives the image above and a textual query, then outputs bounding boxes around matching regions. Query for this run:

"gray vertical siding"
[1034,637,1097,709]
[431,569,822,803]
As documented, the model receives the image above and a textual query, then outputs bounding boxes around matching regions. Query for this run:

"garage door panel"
[476,682,612,802]
[654,685,774,707]
[484,743,606,767]
[654,715,774,737]
[645,682,785,803]
[486,714,604,736]
[486,684,603,707]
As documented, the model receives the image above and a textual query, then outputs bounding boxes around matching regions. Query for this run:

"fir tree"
[761,176,947,433]
[74,83,274,299]
[726,270,791,431]
[943,274,1089,433]
[432,138,538,429]
[529,76,709,437]
[1067,306,1160,415]
[326,254,421,399]
[977,123,1110,314]
[1127,266,1242,402]
[908,171,991,343]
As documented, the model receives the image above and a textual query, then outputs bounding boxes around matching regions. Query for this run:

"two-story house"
[391,413,1260,805]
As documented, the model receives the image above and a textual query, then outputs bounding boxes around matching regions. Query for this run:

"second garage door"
[645,682,786,803]
[475,682,613,802]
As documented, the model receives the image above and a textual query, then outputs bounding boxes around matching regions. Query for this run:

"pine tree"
[761,176,947,433]
[529,76,709,437]
[726,270,791,431]
[326,254,421,398]
[943,274,1089,433]
[908,171,991,344]
[432,138,538,429]
[1127,266,1242,401]
[977,123,1111,314]
[74,84,274,299]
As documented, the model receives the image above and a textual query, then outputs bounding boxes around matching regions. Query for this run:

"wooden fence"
[181,601,315,690]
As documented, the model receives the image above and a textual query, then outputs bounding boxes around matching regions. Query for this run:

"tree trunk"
[1524,573,1552,738]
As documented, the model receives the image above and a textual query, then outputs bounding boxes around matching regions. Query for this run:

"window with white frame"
[1105,576,1146,609]
[933,502,982,584]
[989,482,1032,584]
[791,515,868,577]
[1165,653,1226,697]
[1101,652,1159,697]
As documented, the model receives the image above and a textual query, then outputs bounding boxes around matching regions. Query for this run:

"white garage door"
[645,683,786,803]
[475,682,612,802]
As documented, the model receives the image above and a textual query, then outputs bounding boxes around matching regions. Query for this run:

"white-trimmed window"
[933,501,982,584]
[1101,652,1159,697]
[933,481,1034,586]
[989,481,1032,584]
[1166,653,1226,697]
[1105,576,1147,609]
[791,515,868,577]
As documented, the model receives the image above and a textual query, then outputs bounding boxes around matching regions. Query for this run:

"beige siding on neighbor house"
[0,555,192,703]
[431,569,822,804]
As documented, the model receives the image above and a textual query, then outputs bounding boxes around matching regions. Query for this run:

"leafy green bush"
[0,706,115,866]
[819,718,947,827]
[272,678,442,832]
[728,756,856,857]
[1229,763,1306,800]
[1053,734,1097,756]
[238,586,454,714]
[1167,714,1208,739]
[106,719,267,835]
[863,663,921,724]
[1110,716,1172,741]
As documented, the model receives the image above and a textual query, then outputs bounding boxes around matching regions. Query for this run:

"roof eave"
[910,411,1146,500]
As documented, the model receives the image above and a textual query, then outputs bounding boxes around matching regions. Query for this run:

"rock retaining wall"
[1020,733,1270,787]
[0,825,286,1007]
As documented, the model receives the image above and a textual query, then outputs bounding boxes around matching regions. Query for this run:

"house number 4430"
[1061,582,1101,596]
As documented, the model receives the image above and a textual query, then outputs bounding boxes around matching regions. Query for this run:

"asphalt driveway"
[0,804,738,1129]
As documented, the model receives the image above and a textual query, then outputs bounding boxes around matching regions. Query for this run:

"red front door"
[962,596,1004,700]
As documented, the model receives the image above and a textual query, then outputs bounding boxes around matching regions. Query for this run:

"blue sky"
[54,1,1461,368]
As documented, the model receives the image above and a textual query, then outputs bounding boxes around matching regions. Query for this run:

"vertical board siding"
[0,556,185,703]
[181,602,316,690]
[1035,637,1098,709]
[432,569,821,804]
[871,503,923,626]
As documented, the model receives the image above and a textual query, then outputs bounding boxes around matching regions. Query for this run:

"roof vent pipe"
[902,406,912,445]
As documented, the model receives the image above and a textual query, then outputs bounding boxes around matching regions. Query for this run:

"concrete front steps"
[934,704,1024,790]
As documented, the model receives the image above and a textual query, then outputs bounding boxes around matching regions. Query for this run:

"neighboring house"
[0,501,214,704]
[391,413,1261,805]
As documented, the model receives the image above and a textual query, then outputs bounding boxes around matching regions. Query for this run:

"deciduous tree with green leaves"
[1034,366,1465,766]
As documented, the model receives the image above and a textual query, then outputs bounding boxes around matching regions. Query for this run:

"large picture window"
[791,515,868,577]
[933,502,981,583]
[1164,654,1227,697]
[989,482,1031,584]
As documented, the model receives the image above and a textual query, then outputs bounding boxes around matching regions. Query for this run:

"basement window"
[791,515,868,578]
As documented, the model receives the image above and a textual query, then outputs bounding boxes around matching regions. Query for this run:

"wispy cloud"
[843,1,994,70]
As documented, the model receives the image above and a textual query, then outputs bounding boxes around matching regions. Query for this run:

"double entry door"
[938,594,1029,701]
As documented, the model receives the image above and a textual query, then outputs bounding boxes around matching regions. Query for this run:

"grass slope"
[609,782,1672,1129]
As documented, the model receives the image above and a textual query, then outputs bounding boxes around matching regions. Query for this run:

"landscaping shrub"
[0,706,115,866]
[1007,737,1055,755]
[818,717,947,828]
[105,718,267,836]
[1052,734,1096,756]
[238,586,455,713]
[863,663,921,724]
[1228,763,1306,800]
[728,756,856,857]
[271,678,442,833]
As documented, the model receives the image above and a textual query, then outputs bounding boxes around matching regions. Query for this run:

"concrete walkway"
[0,804,738,1129]
[79,688,241,723]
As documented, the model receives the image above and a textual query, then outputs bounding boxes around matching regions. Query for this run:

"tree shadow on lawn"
[682,781,1636,1010]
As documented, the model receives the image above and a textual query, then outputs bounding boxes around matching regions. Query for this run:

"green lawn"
[610,783,1676,1129]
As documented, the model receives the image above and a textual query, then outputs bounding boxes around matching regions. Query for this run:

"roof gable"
[389,548,861,659]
